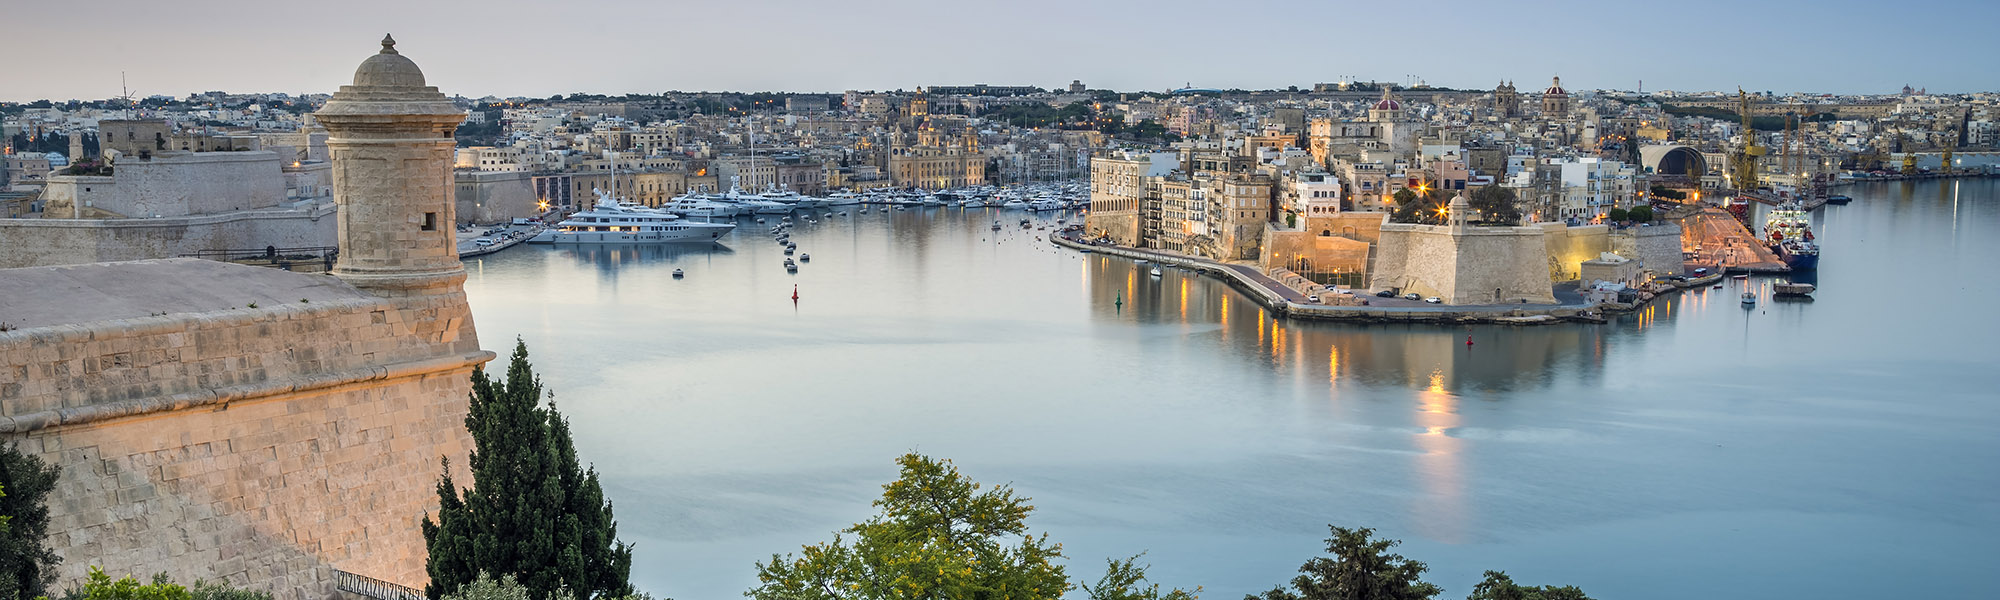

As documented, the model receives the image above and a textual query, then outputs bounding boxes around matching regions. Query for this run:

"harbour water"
[461,180,1999,600]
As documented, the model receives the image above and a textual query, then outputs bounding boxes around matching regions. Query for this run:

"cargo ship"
[1763,203,1820,270]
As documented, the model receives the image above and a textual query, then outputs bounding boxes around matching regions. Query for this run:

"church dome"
[1373,88,1401,111]
[352,34,426,88]
[1544,76,1567,96]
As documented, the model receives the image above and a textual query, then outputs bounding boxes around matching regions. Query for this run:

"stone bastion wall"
[0,202,337,269]
[1371,223,1557,304]
[0,283,487,596]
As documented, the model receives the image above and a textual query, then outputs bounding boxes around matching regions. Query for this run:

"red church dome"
[1544,76,1567,96]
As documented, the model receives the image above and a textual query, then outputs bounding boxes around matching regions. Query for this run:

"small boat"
[672,269,684,278]
[1773,282,1815,296]
[1824,195,1852,205]
[1741,292,1756,305]
[1712,284,1723,289]
[784,259,798,272]
[1150,267,1163,277]
[799,254,810,262]
[784,246,795,255]
[1732,274,1749,280]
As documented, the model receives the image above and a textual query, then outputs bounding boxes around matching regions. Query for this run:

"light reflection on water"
[463,181,2000,600]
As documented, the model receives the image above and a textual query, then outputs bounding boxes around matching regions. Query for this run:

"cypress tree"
[0,443,61,600]
[423,340,634,600]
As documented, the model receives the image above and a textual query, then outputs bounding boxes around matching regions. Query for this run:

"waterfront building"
[887,122,984,189]
[1085,149,1177,246]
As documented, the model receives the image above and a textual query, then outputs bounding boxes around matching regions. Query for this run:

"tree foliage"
[1647,185,1687,201]
[1246,526,1440,600]
[1463,571,1591,600]
[1390,188,1446,225]
[748,453,1072,600]
[423,340,634,600]
[0,442,61,600]
[1606,208,1630,223]
[1626,206,1654,223]
[1467,186,1521,225]
[1081,554,1199,600]
[58,567,274,600]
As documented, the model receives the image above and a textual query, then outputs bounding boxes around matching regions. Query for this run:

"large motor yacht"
[530,190,735,244]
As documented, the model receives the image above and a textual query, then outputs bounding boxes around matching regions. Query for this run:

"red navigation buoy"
[792,284,799,301]
[1466,335,1474,346]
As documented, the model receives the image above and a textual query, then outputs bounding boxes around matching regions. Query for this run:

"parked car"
[1308,295,1321,304]
[1375,290,1395,298]
[1403,293,1422,301]
[1424,297,1442,304]
[473,238,495,246]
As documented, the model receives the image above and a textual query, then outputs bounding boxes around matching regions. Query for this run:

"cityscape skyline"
[9,0,1999,102]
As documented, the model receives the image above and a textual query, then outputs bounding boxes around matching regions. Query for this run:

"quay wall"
[0,265,487,595]
[1050,235,1608,325]
[0,202,336,269]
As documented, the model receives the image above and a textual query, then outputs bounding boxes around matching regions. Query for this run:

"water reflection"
[1085,256,1610,393]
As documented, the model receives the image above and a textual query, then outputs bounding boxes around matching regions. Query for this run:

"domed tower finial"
[380,34,398,55]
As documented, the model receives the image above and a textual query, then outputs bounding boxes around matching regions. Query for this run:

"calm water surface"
[462,180,1999,600]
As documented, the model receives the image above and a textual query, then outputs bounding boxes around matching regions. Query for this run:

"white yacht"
[663,194,742,218]
[759,188,823,209]
[824,191,863,206]
[530,190,735,244]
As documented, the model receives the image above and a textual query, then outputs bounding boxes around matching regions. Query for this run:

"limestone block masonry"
[0,36,489,599]
[0,260,488,596]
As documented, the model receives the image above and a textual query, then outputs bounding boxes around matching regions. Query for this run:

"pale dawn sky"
[8,0,1997,102]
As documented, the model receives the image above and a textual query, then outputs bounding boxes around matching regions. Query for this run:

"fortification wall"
[43,152,286,218]
[0,283,486,595]
[1538,223,1610,282]
[0,202,336,269]
[1371,224,1557,304]
[1609,223,1685,275]
[1085,211,1139,247]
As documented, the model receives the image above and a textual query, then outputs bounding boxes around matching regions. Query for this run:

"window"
[422,212,437,231]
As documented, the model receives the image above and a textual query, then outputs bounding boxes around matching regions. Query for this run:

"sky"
[8,0,1998,102]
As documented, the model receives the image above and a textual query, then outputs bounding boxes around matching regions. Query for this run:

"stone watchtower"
[316,35,467,296]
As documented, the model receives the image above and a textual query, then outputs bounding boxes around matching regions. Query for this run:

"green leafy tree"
[1390,189,1445,225]
[1606,208,1630,223]
[423,340,634,600]
[1626,206,1654,223]
[1464,571,1591,600]
[748,453,1071,600]
[188,579,274,600]
[1081,554,1199,600]
[1246,525,1440,600]
[0,442,61,600]
[75,568,191,600]
[1467,186,1521,225]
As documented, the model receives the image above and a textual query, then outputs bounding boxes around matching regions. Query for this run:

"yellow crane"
[1732,89,1764,191]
